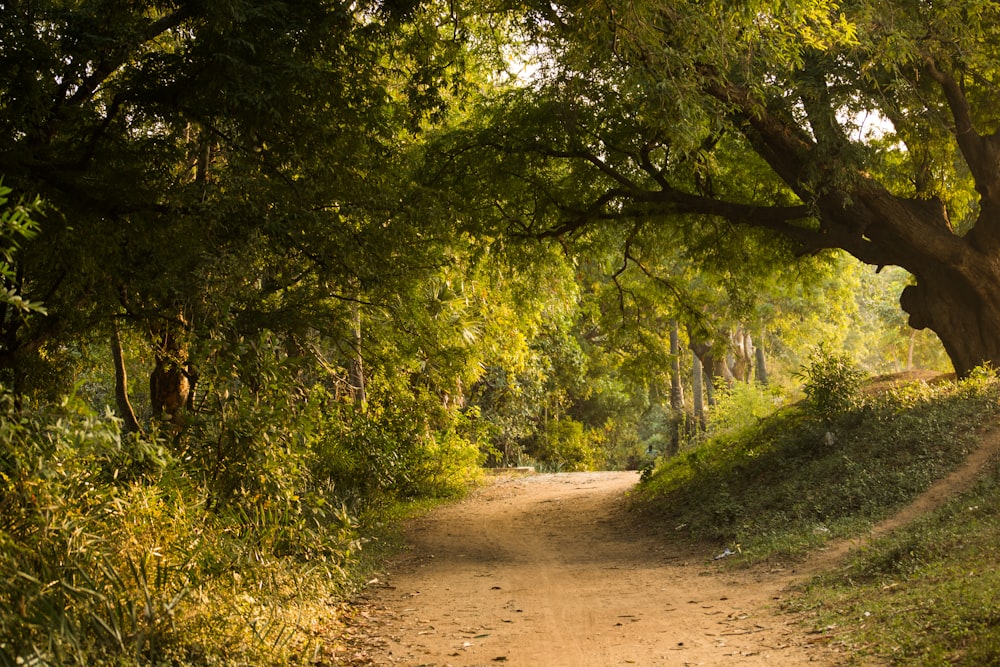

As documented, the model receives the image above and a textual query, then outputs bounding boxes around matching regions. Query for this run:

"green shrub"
[797,345,867,418]
[707,381,786,439]
[533,417,603,471]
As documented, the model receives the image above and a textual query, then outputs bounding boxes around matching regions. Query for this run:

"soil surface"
[336,426,1000,666]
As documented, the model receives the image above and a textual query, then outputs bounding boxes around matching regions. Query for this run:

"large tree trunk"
[716,61,1000,378]
[899,268,1000,378]
[820,187,1000,378]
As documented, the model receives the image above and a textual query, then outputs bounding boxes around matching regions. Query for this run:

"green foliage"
[4,0,997,659]
[0,386,368,664]
[633,371,1000,562]
[0,346,490,665]
[706,381,786,439]
[0,185,45,316]
[530,417,604,472]
[797,346,867,418]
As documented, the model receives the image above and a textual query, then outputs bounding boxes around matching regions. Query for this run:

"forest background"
[0,0,994,663]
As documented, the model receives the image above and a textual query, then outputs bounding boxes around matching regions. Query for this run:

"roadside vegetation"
[633,354,1000,664]
[0,384,476,666]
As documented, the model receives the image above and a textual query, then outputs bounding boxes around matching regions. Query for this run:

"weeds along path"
[339,472,841,666]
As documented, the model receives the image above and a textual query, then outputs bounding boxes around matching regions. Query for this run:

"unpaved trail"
[336,426,1000,666]
[342,472,841,666]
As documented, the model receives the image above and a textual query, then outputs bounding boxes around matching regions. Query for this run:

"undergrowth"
[632,364,1000,563]
[0,368,478,665]
[790,462,1000,665]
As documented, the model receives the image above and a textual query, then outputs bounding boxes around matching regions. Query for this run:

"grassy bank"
[791,465,1000,664]
[631,365,1000,664]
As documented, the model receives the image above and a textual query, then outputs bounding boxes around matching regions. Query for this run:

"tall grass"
[0,347,480,666]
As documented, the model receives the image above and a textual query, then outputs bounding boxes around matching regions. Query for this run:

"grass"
[631,371,1000,563]
[790,463,1000,665]
[631,369,1000,664]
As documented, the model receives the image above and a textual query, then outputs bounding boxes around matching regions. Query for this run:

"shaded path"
[342,472,840,666]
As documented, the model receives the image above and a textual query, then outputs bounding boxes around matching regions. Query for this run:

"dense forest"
[1,0,997,663]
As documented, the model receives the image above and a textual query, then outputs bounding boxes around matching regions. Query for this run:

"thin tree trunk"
[689,339,719,406]
[755,341,769,385]
[669,319,685,411]
[906,329,916,371]
[704,371,716,407]
[111,320,141,434]
[692,351,706,430]
[730,327,752,382]
[349,300,366,411]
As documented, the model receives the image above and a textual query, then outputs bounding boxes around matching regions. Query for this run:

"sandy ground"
[335,426,1000,667]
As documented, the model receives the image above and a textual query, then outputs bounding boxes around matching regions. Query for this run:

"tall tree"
[461,0,1000,376]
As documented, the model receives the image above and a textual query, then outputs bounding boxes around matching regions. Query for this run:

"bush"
[0,381,365,665]
[797,346,867,419]
[533,417,603,471]
[707,381,786,439]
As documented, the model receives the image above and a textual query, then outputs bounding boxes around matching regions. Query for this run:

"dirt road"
[341,471,842,666]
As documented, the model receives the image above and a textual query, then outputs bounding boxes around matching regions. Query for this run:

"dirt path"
[336,426,1000,666]
[340,472,839,666]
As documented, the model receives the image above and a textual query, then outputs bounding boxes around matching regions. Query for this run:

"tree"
[461,0,1000,377]
[0,0,478,405]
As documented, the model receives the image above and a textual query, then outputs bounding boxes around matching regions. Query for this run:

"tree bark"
[692,351,705,430]
[690,339,729,401]
[755,341,769,386]
[349,300,366,411]
[906,330,916,371]
[111,320,141,434]
[669,319,685,411]
[730,327,752,383]
[704,367,716,407]
[696,63,1000,378]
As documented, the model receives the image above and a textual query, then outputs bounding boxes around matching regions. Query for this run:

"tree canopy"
[440,0,1000,377]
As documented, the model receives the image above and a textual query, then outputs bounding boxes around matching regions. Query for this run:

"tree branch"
[545,147,641,190]
[701,76,816,198]
[923,56,1000,250]
[62,7,195,109]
